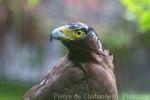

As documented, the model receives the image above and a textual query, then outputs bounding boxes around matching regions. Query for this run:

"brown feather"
[23,23,118,100]
[23,50,118,100]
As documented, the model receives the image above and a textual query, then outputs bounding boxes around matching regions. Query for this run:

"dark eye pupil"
[77,32,81,35]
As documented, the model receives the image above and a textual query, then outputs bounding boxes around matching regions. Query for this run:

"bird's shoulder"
[23,55,86,100]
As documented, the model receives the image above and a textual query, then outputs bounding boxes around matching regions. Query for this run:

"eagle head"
[50,22,102,54]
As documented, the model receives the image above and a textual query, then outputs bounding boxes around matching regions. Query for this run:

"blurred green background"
[0,0,150,100]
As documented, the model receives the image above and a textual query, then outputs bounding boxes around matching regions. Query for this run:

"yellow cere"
[60,26,85,40]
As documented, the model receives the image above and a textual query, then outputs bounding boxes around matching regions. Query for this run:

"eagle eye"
[75,30,85,37]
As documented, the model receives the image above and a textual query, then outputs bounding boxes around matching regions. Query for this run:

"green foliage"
[119,92,150,100]
[121,0,150,32]
[102,33,131,49]
[0,80,32,100]
[27,0,41,7]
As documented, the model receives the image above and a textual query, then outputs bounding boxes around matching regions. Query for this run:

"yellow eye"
[75,30,85,37]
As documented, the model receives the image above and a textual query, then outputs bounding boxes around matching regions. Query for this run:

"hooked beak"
[50,26,64,42]
[50,26,73,42]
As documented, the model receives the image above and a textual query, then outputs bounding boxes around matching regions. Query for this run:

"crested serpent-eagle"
[23,22,118,100]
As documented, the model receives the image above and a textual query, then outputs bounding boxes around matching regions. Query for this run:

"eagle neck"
[63,38,102,63]
[67,45,101,63]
